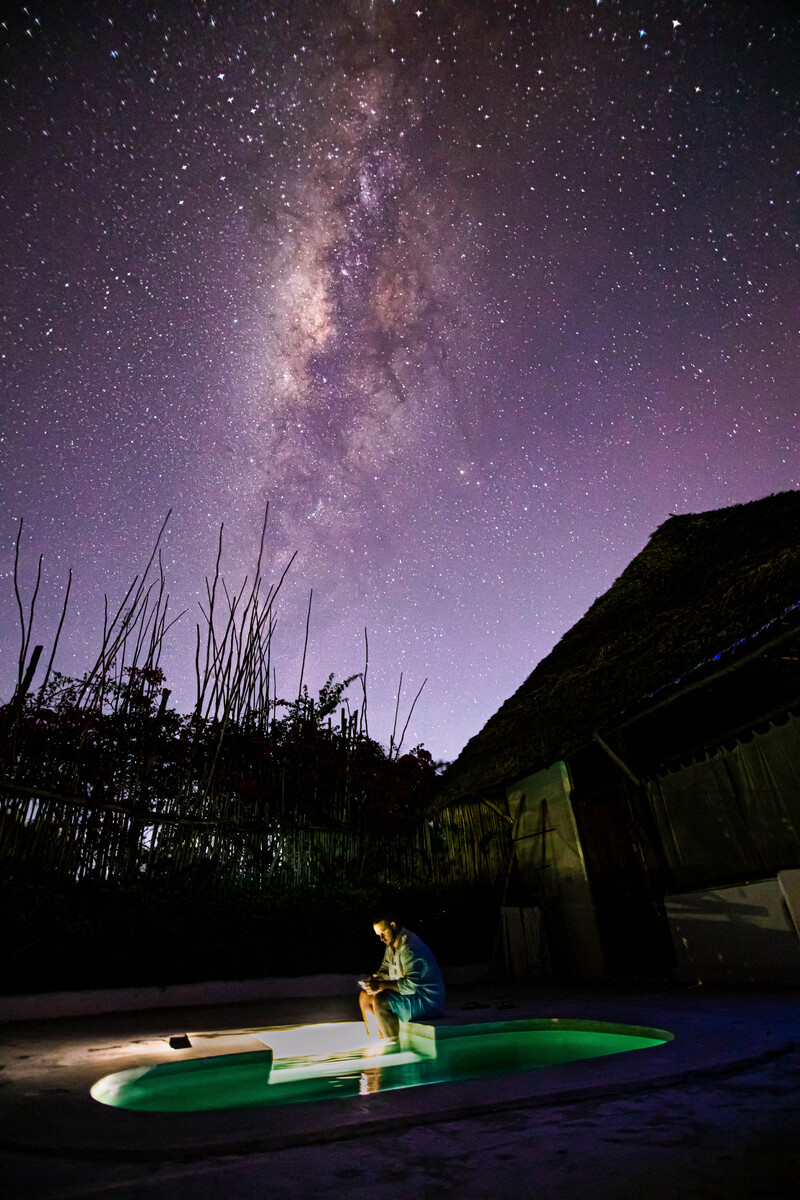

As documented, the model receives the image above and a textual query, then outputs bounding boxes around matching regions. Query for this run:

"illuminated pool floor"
[91,1019,672,1113]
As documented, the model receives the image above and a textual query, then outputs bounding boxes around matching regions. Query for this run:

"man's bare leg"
[359,988,379,1037]
[374,992,400,1040]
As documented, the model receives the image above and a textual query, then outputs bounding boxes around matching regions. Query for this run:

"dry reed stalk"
[395,677,427,758]
[77,511,172,709]
[297,589,312,702]
[12,520,42,692]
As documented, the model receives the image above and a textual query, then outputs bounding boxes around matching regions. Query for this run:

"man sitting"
[359,914,445,1039]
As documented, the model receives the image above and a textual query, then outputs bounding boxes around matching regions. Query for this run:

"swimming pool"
[91,1018,673,1113]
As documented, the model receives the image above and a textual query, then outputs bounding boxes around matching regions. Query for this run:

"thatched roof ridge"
[440,490,800,803]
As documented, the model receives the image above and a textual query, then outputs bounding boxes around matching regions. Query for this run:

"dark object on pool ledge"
[169,1035,192,1049]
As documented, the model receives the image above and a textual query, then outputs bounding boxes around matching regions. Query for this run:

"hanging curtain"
[645,714,800,891]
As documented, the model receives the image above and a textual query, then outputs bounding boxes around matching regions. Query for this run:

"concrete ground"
[2,981,799,1198]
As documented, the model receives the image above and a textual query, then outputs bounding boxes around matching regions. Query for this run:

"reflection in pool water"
[90,1018,673,1113]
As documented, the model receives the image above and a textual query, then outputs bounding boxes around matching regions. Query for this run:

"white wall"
[666,876,800,986]
[506,763,605,980]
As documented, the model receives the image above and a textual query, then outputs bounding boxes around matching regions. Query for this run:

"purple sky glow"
[1,0,797,761]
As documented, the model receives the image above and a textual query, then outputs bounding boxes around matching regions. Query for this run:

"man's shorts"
[385,989,443,1023]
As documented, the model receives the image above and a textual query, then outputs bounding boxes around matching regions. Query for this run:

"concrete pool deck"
[1,979,798,1182]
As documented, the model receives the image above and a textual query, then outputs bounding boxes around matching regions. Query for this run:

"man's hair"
[373,912,399,928]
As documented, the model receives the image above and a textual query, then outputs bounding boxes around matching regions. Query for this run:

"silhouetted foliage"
[0,512,509,990]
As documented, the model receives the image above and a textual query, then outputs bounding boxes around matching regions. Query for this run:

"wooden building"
[439,491,800,984]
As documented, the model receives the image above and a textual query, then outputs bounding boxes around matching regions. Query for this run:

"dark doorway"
[568,744,675,981]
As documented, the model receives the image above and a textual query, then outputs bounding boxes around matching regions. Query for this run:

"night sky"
[1,0,797,762]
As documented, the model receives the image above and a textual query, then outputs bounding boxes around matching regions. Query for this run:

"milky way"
[232,3,481,567]
[1,1,797,760]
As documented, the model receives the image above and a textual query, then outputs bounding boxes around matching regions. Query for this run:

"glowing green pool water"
[91,1019,672,1113]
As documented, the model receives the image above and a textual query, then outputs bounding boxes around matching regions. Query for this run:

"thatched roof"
[440,490,800,803]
